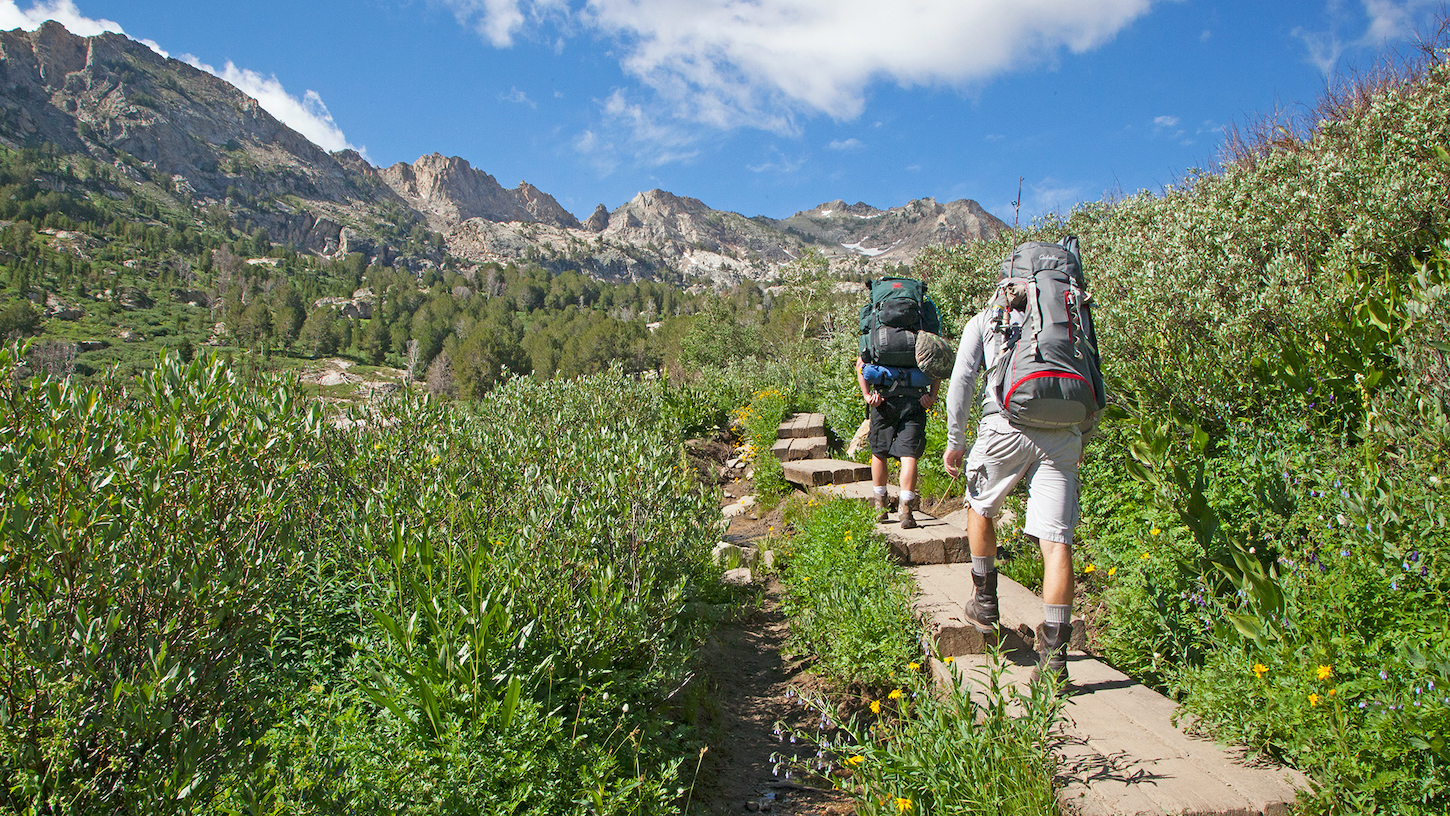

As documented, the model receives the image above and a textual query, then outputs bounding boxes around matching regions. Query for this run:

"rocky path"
[774,413,1308,816]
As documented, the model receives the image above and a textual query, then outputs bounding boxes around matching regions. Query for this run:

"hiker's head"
[997,259,1029,309]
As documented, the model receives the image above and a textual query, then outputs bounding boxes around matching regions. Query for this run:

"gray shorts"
[964,413,1082,545]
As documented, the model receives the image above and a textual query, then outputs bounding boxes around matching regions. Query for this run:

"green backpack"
[858,277,942,370]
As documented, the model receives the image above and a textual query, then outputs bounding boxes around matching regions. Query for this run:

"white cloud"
[1293,0,1439,77]
[452,0,1160,134]
[746,146,805,173]
[0,0,357,154]
[186,58,357,154]
[1359,0,1438,44]
[502,86,537,108]
[1292,25,1344,76]
[827,137,863,151]
[1152,115,1180,128]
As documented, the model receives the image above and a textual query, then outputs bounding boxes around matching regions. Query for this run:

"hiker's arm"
[856,357,882,407]
[920,377,939,410]
[944,312,986,451]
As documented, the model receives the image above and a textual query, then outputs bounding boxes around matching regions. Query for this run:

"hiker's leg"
[967,507,997,559]
[899,455,918,493]
[871,453,889,489]
[1039,537,1074,606]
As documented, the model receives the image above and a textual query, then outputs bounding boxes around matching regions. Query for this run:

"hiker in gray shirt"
[943,250,1097,686]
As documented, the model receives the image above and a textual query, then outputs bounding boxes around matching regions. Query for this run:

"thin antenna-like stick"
[1012,176,1024,231]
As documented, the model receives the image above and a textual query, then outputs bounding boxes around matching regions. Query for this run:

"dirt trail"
[689,506,852,816]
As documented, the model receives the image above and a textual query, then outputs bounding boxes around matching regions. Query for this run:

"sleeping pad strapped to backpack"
[990,237,1106,431]
[859,277,943,370]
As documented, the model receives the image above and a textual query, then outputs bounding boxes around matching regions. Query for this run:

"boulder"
[721,567,753,586]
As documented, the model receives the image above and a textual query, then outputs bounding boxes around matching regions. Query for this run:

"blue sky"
[1,1,1440,223]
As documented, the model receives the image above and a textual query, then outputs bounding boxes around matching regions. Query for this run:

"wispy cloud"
[1292,25,1344,76]
[1293,0,1438,77]
[747,146,806,174]
[444,0,1162,148]
[0,0,358,153]
[827,138,863,151]
[1153,115,1180,129]
[573,89,701,173]
[502,86,537,108]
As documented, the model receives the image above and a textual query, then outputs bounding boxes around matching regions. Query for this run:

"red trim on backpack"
[1004,370,1087,406]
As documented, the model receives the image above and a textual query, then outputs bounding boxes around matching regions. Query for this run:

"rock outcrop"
[378,153,578,231]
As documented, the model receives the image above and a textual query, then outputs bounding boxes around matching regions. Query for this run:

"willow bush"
[0,348,722,814]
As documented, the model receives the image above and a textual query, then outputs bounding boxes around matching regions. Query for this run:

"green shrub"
[776,653,1061,815]
[778,497,919,687]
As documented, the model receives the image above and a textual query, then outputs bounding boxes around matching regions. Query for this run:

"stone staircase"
[771,413,1307,816]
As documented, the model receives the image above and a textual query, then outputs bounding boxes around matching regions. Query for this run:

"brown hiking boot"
[962,570,999,633]
[900,502,918,529]
[873,493,891,523]
[1030,621,1073,691]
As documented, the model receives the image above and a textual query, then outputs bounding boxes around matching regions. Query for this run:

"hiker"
[856,276,945,529]
[942,238,1105,685]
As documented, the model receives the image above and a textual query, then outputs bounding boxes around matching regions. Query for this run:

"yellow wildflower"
[1309,693,1321,706]
[908,661,921,671]
[1141,552,1150,560]
[846,755,864,766]
[1108,567,1117,577]
[1150,527,1161,536]
[870,700,881,714]
[1253,663,1268,679]
[944,656,955,665]
[1084,564,1096,574]
[1328,688,1337,697]
[1317,664,1333,681]
[888,689,903,700]
[895,797,913,813]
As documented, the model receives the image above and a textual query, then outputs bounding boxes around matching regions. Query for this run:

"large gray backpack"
[989,237,1106,431]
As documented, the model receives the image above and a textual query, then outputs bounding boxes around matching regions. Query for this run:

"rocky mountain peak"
[805,199,884,218]
[584,204,610,232]
[378,153,579,231]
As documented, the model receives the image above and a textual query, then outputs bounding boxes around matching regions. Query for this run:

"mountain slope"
[0,21,1006,283]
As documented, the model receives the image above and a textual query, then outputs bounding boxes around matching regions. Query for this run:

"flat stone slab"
[782,458,871,487]
[819,481,895,502]
[772,435,828,462]
[912,564,1080,656]
[877,512,969,565]
[933,652,1305,816]
[777,412,827,439]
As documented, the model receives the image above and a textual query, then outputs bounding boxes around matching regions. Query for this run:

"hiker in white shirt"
[943,266,1085,685]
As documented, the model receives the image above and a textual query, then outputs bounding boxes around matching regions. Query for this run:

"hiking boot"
[899,500,919,529]
[1030,621,1072,689]
[962,569,999,633]
[873,493,892,523]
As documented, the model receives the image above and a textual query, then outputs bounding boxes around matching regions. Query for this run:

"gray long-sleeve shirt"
[944,308,1016,451]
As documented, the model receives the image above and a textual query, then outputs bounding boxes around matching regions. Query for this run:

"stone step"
[771,435,829,462]
[933,652,1304,816]
[776,412,826,439]
[782,458,872,487]
[877,511,969,565]
[911,563,1087,656]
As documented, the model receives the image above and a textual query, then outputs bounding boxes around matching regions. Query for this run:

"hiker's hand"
[943,448,964,478]
[864,391,883,407]
[919,393,936,410]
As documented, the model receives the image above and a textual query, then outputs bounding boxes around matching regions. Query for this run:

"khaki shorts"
[964,413,1082,545]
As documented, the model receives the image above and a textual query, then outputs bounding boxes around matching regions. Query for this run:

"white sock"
[1043,604,1072,626]
[900,489,917,505]
[972,554,995,576]
[873,485,888,497]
